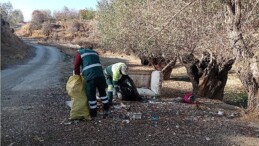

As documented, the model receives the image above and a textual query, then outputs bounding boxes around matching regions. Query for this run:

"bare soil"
[1,41,259,146]
[1,20,35,70]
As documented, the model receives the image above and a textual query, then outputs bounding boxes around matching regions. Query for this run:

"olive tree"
[97,0,235,99]
[221,0,259,110]
[97,0,180,79]
[97,0,258,102]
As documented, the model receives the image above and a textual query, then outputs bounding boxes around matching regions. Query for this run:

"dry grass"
[16,23,31,36]
[16,20,97,47]
[240,109,259,122]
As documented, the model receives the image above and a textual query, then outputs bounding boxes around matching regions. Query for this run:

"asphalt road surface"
[1,44,63,91]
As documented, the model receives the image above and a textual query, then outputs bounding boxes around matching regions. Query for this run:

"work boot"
[108,91,113,105]
[90,109,97,118]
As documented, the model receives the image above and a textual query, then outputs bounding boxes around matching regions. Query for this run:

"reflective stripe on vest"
[80,52,98,58]
[82,63,102,72]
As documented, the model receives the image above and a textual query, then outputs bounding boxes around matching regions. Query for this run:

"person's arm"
[112,68,121,91]
[74,52,82,75]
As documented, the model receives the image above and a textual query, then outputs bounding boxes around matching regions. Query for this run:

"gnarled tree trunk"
[139,55,150,66]
[162,58,177,80]
[182,51,235,100]
[138,55,177,80]
[224,0,259,110]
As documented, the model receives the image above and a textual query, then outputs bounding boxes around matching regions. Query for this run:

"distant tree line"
[0,1,96,27]
[0,1,24,25]
[29,6,96,32]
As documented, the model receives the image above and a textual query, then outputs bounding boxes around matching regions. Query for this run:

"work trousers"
[85,76,109,117]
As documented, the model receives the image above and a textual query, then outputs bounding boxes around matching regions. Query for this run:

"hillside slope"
[1,19,33,70]
[16,20,98,47]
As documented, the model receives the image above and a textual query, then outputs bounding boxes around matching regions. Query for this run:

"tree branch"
[234,0,241,28]
[223,0,235,17]
[144,1,197,44]
[161,57,177,72]
[244,0,259,24]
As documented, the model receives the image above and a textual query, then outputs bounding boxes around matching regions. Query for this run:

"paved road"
[1,44,64,91]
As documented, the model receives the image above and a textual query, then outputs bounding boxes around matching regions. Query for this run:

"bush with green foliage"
[0,1,24,25]
[79,9,95,20]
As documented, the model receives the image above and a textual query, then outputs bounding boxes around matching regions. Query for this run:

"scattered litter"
[73,120,80,124]
[60,118,67,124]
[175,97,183,102]
[63,121,72,125]
[121,103,131,110]
[113,105,122,110]
[227,113,235,119]
[33,135,44,142]
[151,116,160,121]
[217,111,224,116]
[60,118,80,125]
[113,103,131,111]
[120,102,126,108]
[148,101,175,105]
[122,120,130,124]
[8,142,15,146]
[65,101,72,108]
[150,116,160,127]
[129,112,142,120]
[205,137,211,141]
[183,92,196,104]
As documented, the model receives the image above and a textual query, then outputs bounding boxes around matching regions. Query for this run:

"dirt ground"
[1,43,259,146]
[60,46,259,145]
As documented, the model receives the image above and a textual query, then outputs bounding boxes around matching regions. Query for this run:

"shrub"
[68,20,81,33]
[42,21,52,36]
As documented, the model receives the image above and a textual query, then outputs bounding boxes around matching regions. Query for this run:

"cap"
[121,65,128,75]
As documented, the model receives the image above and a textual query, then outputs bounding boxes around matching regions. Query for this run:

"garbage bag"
[118,75,142,101]
[66,75,91,120]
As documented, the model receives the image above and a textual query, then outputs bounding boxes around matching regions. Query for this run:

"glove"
[117,92,122,99]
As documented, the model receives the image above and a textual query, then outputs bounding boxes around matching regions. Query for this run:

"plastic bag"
[183,92,196,104]
[66,75,91,120]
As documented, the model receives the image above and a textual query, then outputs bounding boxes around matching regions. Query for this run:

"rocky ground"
[2,41,259,146]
